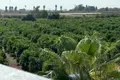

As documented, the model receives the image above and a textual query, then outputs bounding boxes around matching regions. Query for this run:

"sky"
[0,0,120,10]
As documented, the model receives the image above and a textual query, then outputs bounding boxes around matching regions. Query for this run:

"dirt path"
[2,48,22,69]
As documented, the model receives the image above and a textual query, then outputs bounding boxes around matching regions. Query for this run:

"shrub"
[39,10,48,18]
[22,14,36,21]
[48,13,60,19]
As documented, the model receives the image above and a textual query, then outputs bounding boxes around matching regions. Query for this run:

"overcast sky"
[1,0,120,10]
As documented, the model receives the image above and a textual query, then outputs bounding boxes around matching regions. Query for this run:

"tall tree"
[11,6,13,11]
[31,6,40,18]
[5,6,8,12]
[55,5,57,11]
[60,6,62,11]
[9,6,13,12]
[36,6,40,12]
[43,5,45,10]
[33,6,35,10]
[14,6,17,12]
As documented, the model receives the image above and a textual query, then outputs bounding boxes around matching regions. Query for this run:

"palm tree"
[60,6,62,11]
[43,5,45,10]
[64,34,120,80]
[9,6,12,12]
[11,6,13,11]
[36,6,40,12]
[14,6,17,12]
[5,6,7,12]
[33,6,35,10]
[55,5,57,11]
[52,33,120,80]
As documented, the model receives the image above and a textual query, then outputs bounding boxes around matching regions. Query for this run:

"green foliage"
[105,71,120,79]
[70,4,97,12]
[31,6,48,18]
[54,35,120,80]
[22,14,36,21]
[76,35,101,56]
[0,50,6,59]
[37,34,57,51]
[40,49,60,71]
[39,10,48,18]
[20,48,42,71]
[53,68,69,80]
[1,16,120,79]
[56,36,77,55]
[37,71,47,76]
[0,50,7,64]
[48,13,60,19]
[20,48,59,73]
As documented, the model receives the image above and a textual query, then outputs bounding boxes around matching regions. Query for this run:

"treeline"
[70,4,97,12]
[70,4,120,12]
[30,6,60,19]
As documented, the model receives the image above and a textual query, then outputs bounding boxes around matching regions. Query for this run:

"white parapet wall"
[0,64,51,80]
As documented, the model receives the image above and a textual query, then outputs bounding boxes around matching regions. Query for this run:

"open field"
[0,13,27,17]
[60,12,101,17]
